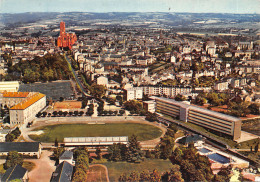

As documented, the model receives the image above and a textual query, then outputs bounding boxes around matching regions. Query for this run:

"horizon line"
[1,11,259,15]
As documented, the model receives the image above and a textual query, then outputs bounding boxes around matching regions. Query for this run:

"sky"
[0,0,259,14]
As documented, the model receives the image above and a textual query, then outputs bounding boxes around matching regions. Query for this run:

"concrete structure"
[141,85,192,97]
[0,81,19,92]
[143,100,156,113]
[2,92,46,128]
[0,142,42,158]
[153,97,241,140]
[124,87,143,101]
[57,21,77,49]
[64,136,128,147]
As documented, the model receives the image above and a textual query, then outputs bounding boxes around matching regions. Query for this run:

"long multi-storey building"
[153,97,241,140]
[141,85,192,97]
[2,92,46,128]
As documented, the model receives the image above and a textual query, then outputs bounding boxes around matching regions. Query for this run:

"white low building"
[0,81,19,92]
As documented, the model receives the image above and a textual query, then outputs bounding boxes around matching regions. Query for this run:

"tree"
[59,97,64,102]
[150,169,161,182]
[89,84,106,98]
[54,138,59,147]
[127,135,144,163]
[53,147,65,161]
[174,94,186,101]
[4,151,23,169]
[162,165,184,182]
[194,96,207,106]
[119,110,125,115]
[248,103,260,115]
[95,147,102,160]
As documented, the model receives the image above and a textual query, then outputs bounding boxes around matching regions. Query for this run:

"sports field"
[29,123,162,143]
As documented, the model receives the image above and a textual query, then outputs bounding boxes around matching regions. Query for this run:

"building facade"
[153,97,241,140]
[141,85,192,97]
[2,92,46,128]
[57,21,77,49]
[124,87,143,101]
[0,81,19,92]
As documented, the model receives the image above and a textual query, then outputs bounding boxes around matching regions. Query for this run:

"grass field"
[29,123,162,143]
[103,159,173,182]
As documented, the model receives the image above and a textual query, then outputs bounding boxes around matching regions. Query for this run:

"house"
[0,142,42,158]
[1,164,29,182]
[50,161,74,182]
[59,151,74,165]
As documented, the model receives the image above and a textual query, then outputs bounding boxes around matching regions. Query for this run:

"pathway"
[26,150,56,182]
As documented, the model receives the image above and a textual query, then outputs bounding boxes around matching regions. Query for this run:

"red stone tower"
[57,21,77,49]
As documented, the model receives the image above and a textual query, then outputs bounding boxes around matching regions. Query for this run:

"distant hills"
[0,12,259,29]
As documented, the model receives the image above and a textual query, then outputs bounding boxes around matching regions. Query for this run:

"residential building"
[214,81,229,91]
[50,161,74,182]
[143,100,156,113]
[124,87,143,101]
[153,97,241,140]
[59,151,74,165]
[0,142,42,158]
[1,164,29,182]
[141,85,192,97]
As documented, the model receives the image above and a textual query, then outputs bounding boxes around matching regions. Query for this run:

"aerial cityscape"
[0,0,259,181]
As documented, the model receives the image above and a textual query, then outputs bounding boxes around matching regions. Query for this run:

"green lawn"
[29,123,162,143]
[103,159,173,182]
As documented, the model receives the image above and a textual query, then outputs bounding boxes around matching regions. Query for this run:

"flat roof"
[153,97,241,122]
[64,136,128,143]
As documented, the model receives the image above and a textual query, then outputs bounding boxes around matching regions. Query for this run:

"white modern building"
[124,87,143,101]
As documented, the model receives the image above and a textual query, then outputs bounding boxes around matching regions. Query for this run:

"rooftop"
[1,164,27,182]
[2,91,29,98]
[0,142,40,152]
[10,92,45,110]
[50,161,73,182]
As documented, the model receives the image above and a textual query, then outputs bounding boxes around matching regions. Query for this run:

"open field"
[53,101,82,109]
[29,123,162,143]
[103,159,173,182]
[87,165,108,182]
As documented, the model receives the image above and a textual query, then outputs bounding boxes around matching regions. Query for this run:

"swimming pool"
[198,148,212,153]
[207,153,230,164]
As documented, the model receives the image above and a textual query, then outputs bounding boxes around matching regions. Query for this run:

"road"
[26,150,55,182]
[64,54,90,97]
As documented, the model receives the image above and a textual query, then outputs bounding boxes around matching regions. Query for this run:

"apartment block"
[153,97,241,140]
[141,85,192,97]
[124,87,143,101]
